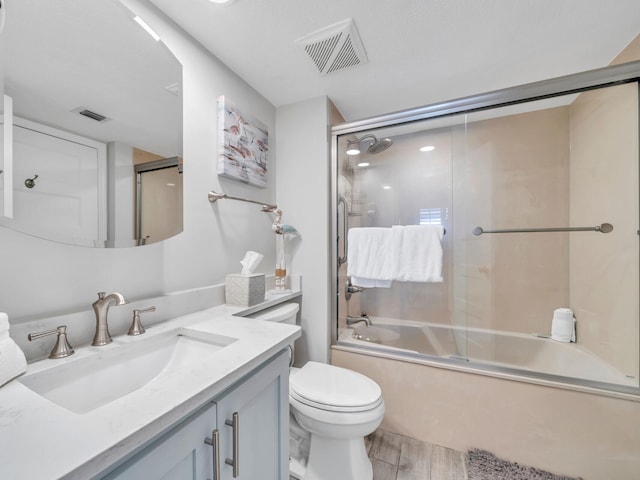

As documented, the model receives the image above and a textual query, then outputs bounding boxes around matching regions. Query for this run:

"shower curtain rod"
[208,190,278,213]
[472,223,613,236]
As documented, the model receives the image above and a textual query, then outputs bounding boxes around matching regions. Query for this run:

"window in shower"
[419,208,448,226]
[334,78,640,394]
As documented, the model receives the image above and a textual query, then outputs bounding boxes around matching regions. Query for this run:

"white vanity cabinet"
[100,349,289,480]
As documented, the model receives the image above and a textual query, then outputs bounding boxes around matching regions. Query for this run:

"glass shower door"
[334,78,640,391]
[336,120,462,358]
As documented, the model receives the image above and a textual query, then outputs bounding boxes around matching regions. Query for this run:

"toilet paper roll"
[551,308,576,343]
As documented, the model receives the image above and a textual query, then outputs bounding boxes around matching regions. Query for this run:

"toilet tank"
[248,303,299,365]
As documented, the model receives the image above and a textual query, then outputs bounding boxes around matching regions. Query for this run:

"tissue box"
[225,273,265,306]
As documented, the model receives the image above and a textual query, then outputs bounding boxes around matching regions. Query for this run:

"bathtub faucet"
[346,314,372,327]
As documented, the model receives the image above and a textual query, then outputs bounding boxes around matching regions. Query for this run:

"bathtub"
[338,317,637,388]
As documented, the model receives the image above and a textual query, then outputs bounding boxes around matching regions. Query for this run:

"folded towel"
[551,308,576,343]
[347,228,393,288]
[0,313,27,387]
[392,225,444,283]
[349,276,393,288]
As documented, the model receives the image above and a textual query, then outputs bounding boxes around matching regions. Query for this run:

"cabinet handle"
[225,412,240,478]
[204,429,221,480]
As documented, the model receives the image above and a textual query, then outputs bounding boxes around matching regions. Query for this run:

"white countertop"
[0,300,301,480]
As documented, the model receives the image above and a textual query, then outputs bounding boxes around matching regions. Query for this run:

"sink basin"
[18,328,237,414]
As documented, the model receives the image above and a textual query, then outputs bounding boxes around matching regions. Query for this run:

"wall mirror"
[0,0,183,247]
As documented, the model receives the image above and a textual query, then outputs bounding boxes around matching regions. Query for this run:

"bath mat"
[466,449,582,480]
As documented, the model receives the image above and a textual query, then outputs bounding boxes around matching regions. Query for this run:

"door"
[135,157,183,245]
[9,119,106,245]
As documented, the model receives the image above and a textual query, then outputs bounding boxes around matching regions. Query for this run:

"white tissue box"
[225,273,265,306]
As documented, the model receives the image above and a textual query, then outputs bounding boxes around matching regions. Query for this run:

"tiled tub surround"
[0,284,301,479]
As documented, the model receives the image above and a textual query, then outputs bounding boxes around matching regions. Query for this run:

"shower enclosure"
[331,61,640,395]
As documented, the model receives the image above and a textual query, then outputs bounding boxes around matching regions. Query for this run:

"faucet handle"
[128,306,156,336]
[28,325,75,359]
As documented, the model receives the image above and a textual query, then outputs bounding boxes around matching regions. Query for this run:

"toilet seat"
[290,361,383,413]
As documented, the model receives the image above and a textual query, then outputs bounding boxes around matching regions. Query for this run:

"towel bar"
[472,223,613,236]
[208,190,277,213]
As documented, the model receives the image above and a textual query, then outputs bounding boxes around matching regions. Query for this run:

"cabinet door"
[217,351,289,480]
[102,401,217,480]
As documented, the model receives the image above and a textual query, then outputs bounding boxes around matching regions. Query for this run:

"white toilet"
[250,303,385,480]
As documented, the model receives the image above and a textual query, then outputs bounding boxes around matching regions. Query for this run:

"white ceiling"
[5,0,182,158]
[150,0,640,122]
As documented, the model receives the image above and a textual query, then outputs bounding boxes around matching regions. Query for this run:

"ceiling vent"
[72,106,110,123]
[295,19,368,76]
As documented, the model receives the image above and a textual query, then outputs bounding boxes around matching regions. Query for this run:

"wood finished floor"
[290,428,467,480]
[367,429,466,480]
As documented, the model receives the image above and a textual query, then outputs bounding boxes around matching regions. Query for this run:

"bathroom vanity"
[102,349,288,480]
[0,300,300,480]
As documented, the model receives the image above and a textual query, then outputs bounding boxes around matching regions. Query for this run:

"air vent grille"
[79,109,107,122]
[72,106,110,123]
[296,19,367,76]
[327,35,360,74]
[305,32,342,72]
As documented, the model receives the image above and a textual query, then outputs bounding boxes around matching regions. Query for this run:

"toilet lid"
[290,362,382,411]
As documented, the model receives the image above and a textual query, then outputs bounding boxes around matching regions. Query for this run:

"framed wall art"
[217,95,269,188]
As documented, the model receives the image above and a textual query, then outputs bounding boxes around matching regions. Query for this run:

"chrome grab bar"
[338,196,348,266]
[472,223,613,236]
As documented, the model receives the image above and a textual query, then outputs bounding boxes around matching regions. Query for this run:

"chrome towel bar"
[472,223,613,236]
[208,190,278,213]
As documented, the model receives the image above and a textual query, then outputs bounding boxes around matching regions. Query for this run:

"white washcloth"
[0,313,27,387]
[392,225,444,283]
[551,308,576,343]
[347,228,393,288]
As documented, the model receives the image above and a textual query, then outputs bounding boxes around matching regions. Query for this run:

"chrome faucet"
[346,314,372,327]
[91,292,128,346]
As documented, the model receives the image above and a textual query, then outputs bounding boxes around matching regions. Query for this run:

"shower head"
[346,134,393,155]
[367,137,393,154]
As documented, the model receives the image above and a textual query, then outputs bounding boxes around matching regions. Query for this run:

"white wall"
[0,0,277,330]
[275,96,333,364]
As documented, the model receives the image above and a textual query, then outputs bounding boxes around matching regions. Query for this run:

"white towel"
[0,313,27,387]
[347,228,393,288]
[392,225,444,283]
[349,276,392,288]
[551,308,576,343]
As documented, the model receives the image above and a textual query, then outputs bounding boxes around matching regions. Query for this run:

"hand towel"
[551,308,576,343]
[392,225,444,283]
[347,227,393,288]
[0,313,27,387]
